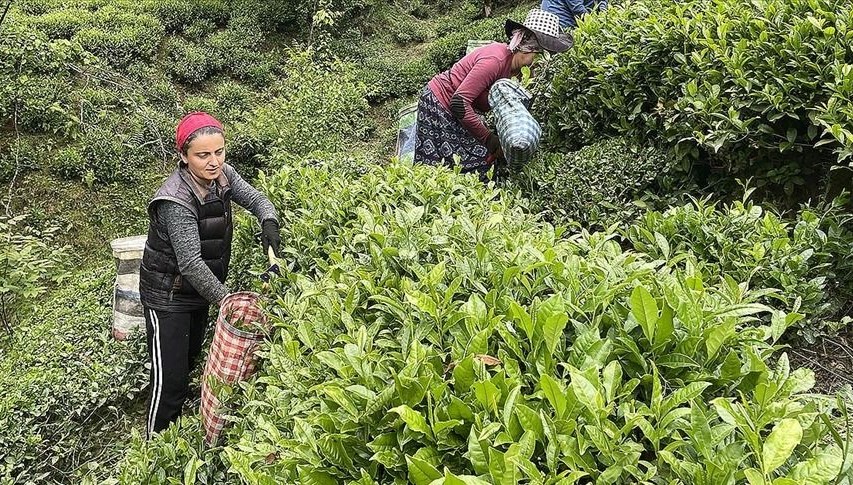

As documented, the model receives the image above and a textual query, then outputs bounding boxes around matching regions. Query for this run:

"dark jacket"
[139,166,233,311]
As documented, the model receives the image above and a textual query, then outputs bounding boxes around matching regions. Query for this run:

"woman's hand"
[260,219,281,257]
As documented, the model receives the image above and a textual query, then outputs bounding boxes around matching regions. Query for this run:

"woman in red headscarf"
[138,112,280,438]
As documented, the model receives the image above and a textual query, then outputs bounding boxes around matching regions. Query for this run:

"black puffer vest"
[139,166,233,311]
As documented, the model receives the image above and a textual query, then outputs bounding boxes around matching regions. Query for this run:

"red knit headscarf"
[175,112,224,152]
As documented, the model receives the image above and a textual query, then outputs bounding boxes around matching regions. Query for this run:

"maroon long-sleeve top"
[427,43,513,143]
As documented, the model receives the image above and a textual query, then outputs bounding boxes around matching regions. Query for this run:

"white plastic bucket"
[110,235,146,340]
[396,102,419,163]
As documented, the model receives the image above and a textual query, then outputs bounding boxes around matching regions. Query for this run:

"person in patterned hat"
[138,112,281,438]
[541,0,608,30]
[413,8,572,180]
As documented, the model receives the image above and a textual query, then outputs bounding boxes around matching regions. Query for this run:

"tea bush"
[0,214,68,335]
[0,265,148,483]
[229,52,372,165]
[541,0,853,196]
[165,37,215,85]
[24,8,95,39]
[627,192,853,342]
[72,7,164,68]
[122,160,852,484]
[141,0,229,33]
[0,27,89,135]
[510,137,682,230]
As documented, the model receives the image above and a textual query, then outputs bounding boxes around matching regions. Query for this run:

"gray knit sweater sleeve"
[225,164,279,223]
[157,202,230,304]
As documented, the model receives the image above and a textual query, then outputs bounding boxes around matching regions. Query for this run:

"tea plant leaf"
[298,469,338,485]
[690,405,713,460]
[502,386,521,429]
[515,404,544,441]
[318,435,354,471]
[540,374,567,418]
[538,294,569,356]
[654,304,675,349]
[453,356,476,393]
[467,427,489,475]
[406,455,442,485]
[603,361,623,404]
[661,382,711,417]
[473,380,501,416]
[762,418,803,474]
[569,366,604,415]
[789,444,843,484]
[390,405,433,439]
[630,285,658,343]
[714,303,772,319]
[744,468,766,485]
[506,430,536,463]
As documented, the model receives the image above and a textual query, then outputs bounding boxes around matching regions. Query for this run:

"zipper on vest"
[170,274,182,301]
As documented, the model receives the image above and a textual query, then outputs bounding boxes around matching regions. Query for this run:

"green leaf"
[661,382,711,417]
[448,395,475,422]
[390,405,433,439]
[407,455,443,485]
[488,448,516,485]
[467,427,489,475]
[538,294,569,356]
[506,430,536,463]
[630,285,658,343]
[453,356,476,393]
[508,299,533,340]
[473,380,501,416]
[654,304,674,349]
[299,469,338,485]
[744,468,766,485]
[602,361,622,404]
[569,366,604,414]
[789,445,843,484]
[705,319,736,361]
[714,303,771,319]
[540,374,567,417]
[690,405,713,460]
[502,386,520,429]
[515,404,544,440]
[762,418,803,474]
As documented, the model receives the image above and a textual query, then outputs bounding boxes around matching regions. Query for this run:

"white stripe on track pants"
[144,306,209,439]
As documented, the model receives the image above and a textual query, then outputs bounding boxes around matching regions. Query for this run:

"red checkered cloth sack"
[200,291,270,445]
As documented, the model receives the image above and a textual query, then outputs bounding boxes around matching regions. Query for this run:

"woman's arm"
[158,201,229,304]
[450,57,503,143]
[224,164,279,224]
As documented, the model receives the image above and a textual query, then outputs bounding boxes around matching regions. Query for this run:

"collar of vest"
[179,165,232,205]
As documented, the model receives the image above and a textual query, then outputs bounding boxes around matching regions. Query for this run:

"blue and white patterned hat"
[505,8,573,53]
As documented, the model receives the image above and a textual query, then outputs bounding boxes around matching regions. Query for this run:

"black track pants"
[144,306,209,438]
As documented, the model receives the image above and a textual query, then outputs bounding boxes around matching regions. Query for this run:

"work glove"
[485,133,502,156]
[260,219,281,257]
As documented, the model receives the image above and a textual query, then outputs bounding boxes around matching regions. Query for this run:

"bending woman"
[138,112,281,438]
[414,8,572,176]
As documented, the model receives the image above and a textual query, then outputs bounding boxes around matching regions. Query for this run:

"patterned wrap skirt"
[413,86,491,173]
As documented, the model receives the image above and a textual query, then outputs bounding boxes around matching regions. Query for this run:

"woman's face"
[517,52,537,68]
[183,133,225,182]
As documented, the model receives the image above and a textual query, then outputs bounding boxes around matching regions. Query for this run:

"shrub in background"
[141,0,229,33]
[229,51,372,166]
[0,265,147,483]
[72,7,164,68]
[165,37,215,85]
[24,8,95,39]
[541,0,853,200]
[510,137,681,230]
[627,192,853,342]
